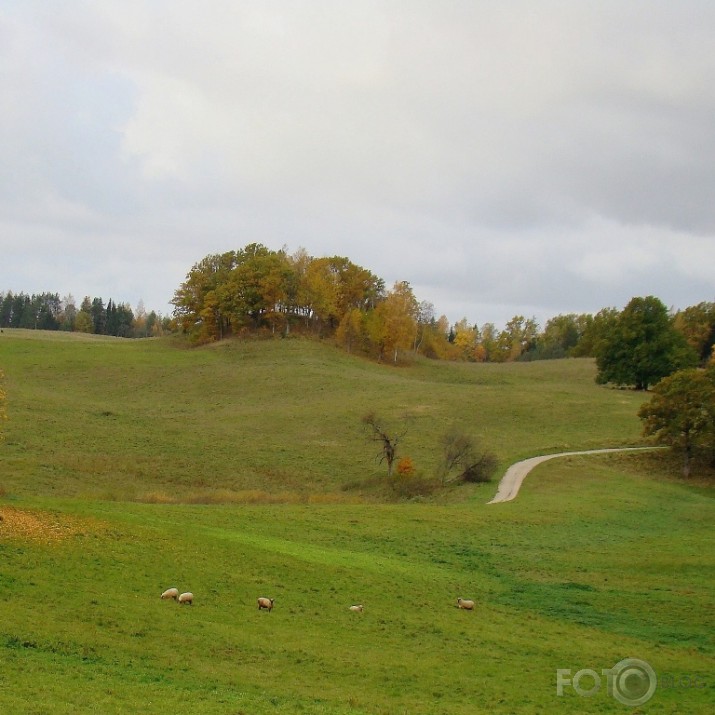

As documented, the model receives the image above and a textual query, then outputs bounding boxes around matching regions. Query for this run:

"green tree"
[638,368,715,476]
[527,313,583,360]
[74,311,93,333]
[674,302,715,365]
[571,309,619,357]
[0,292,12,327]
[91,297,106,335]
[596,296,698,390]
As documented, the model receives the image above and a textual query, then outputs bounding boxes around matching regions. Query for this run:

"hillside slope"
[0,329,647,501]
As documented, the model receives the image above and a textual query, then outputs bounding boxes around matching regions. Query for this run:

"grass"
[0,328,713,713]
[0,329,646,501]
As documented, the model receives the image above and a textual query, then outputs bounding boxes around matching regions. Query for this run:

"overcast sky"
[2,1,714,328]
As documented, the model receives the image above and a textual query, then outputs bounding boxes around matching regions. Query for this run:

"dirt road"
[487,447,661,504]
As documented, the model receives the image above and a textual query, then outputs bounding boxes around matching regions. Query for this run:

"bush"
[396,456,415,477]
[460,451,499,483]
[439,427,498,484]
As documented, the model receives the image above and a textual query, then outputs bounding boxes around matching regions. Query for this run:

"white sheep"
[349,604,364,612]
[161,587,179,600]
[457,598,475,610]
[178,592,193,605]
[257,597,274,612]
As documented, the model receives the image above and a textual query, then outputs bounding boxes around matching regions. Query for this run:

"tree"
[171,251,238,341]
[526,313,583,360]
[496,315,539,362]
[596,296,698,390]
[91,297,106,335]
[571,309,618,357]
[638,368,715,476]
[674,302,715,366]
[453,318,478,361]
[438,426,498,484]
[74,312,93,333]
[375,281,418,364]
[60,294,77,332]
[336,308,364,353]
[362,412,407,477]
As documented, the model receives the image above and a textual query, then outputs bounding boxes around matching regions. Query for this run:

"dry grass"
[138,488,357,505]
[0,505,103,545]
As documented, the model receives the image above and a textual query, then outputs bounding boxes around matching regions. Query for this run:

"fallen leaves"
[0,506,98,545]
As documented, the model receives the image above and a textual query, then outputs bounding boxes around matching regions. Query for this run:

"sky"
[2,1,714,329]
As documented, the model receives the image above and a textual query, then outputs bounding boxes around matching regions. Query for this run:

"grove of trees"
[0,292,169,338]
[172,244,715,375]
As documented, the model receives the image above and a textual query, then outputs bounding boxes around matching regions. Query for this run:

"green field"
[0,329,713,713]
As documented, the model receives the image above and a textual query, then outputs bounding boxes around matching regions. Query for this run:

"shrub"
[396,456,415,477]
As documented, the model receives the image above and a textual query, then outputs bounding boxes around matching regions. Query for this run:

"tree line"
[0,291,170,338]
[172,243,715,368]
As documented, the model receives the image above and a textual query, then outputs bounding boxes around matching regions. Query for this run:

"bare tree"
[439,426,498,484]
[362,412,408,477]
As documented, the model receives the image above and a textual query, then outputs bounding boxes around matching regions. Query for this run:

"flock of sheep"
[162,588,475,612]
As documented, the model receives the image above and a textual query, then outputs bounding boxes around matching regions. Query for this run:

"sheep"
[457,598,475,610]
[257,597,274,612]
[349,604,364,612]
[178,592,193,605]
[161,587,179,601]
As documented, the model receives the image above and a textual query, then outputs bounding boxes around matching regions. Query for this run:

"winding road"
[487,447,662,504]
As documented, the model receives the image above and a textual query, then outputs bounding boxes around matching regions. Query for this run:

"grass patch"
[0,330,713,713]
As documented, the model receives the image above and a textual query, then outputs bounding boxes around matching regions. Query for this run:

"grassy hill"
[0,328,646,501]
[0,329,713,713]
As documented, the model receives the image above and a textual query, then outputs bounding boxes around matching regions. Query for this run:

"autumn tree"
[373,281,418,364]
[674,302,715,365]
[596,296,698,390]
[453,318,478,361]
[171,251,238,341]
[418,314,454,360]
[638,367,715,476]
[336,308,364,353]
[495,315,539,362]
[478,322,499,362]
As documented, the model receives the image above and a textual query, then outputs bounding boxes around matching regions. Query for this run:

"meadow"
[0,329,713,713]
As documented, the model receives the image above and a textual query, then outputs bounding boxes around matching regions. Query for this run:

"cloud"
[1,1,714,325]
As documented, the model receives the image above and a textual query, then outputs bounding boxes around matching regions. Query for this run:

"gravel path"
[487,447,661,504]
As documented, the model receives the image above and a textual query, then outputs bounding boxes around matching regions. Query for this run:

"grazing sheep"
[178,592,193,605]
[161,587,179,601]
[257,597,274,612]
[457,598,475,610]
[349,604,364,612]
